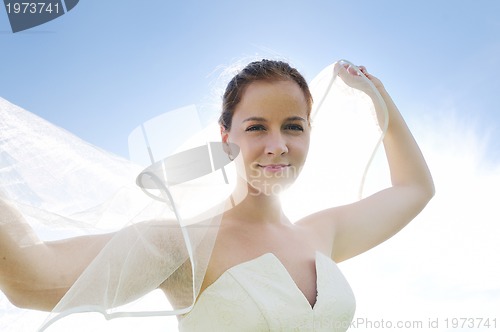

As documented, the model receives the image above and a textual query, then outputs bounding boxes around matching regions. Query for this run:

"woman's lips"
[259,164,290,172]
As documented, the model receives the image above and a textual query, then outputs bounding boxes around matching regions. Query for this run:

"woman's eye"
[245,125,265,132]
[285,124,304,131]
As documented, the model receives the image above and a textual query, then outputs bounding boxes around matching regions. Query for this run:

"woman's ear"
[220,125,229,144]
[220,125,232,156]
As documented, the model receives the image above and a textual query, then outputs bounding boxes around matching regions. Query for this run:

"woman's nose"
[265,133,288,155]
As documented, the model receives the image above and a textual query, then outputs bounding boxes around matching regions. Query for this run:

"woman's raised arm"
[0,198,112,311]
[301,64,435,262]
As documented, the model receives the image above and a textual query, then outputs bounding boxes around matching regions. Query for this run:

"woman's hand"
[335,62,384,94]
[335,62,388,127]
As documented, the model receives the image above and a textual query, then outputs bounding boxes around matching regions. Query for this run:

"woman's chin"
[247,179,295,197]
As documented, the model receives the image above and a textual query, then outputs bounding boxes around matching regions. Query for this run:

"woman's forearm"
[376,86,435,197]
[0,198,112,310]
[0,198,48,308]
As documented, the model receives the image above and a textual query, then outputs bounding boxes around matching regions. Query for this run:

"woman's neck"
[225,184,287,225]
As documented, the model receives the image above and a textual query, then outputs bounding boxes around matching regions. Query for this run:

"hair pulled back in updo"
[219,59,313,131]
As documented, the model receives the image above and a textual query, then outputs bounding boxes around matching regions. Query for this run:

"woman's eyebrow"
[242,116,306,123]
[286,116,307,123]
[242,116,267,123]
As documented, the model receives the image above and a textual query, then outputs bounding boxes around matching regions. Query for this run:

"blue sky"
[1,0,499,159]
[1,1,500,331]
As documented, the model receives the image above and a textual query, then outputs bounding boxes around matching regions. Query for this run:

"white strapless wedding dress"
[178,251,355,331]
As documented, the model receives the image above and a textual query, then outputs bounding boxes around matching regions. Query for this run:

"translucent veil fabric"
[0,60,388,331]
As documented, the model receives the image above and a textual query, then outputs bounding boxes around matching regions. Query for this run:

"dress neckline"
[196,251,333,311]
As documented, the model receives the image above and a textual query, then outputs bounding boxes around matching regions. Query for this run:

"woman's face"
[222,80,311,195]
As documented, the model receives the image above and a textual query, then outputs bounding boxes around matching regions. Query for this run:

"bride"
[0,59,434,331]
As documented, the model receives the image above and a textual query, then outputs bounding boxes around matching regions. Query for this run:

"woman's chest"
[179,251,356,332]
[201,227,325,307]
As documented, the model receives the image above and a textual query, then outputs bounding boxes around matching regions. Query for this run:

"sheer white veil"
[0,60,388,331]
